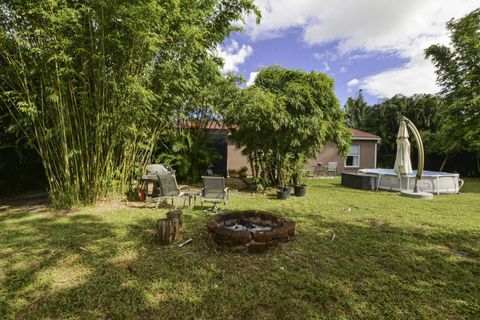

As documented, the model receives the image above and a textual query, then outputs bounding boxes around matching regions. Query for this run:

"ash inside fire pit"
[225,220,273,233]
[206,210,295,253]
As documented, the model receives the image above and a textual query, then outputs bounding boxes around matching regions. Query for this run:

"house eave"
[352,137,381,142]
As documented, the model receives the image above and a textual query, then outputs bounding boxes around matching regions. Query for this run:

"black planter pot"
[294,184,307,197]
[285,185,292,195]
[276,187,290,200]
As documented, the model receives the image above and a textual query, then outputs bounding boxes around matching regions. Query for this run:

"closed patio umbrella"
[394,120,412,176]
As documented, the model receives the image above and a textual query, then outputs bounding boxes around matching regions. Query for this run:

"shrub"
[228,169,239,177]
[156,129,221,183]
[239,166,249,178]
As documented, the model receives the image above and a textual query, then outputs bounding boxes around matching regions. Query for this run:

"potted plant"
[276,186,290,200]
[292,155,307,197]
[276,154,293,199]
[294,177,307,197]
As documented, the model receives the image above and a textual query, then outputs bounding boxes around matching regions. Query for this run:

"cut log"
[156,218,180,245]
[166,210,184,228]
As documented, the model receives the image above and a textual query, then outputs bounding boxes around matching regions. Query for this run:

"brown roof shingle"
[350,128,381,140]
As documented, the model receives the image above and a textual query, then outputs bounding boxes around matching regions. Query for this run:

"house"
[179,121,381,176]
[222,128,380,176]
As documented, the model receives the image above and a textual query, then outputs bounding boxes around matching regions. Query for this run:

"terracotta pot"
[138,189,146,202]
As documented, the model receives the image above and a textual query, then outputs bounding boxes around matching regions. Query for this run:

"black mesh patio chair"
[200,176,229,213]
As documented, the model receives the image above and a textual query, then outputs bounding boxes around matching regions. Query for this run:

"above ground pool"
[358,169,464,195]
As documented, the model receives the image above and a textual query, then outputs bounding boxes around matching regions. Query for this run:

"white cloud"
[322,62,330,72]
[340,66,347,73]
[246,0,318,40]
[312,50,338,62]
[246,71,259,86]
[246,0,478,97]
[217,40,253,73]
[347,78,359,87]
[360,52,440,98]
[313,53,331,72]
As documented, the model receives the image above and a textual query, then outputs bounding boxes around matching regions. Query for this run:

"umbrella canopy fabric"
[394,121,412,176]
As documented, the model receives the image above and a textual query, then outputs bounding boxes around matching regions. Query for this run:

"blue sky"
[217,0,479,106]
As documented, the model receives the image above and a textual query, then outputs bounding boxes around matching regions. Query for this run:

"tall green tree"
[355,94,443,168]
[344,89,368,128]
[225,85,284,187]
[0,0,259,208]
[425,8,480,172]
[226,65,350,187]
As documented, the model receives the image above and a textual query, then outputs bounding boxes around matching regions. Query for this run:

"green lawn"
[1,179,479,319]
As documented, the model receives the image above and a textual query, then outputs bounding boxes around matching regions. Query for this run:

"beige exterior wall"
[227,139,251,173]
[307,142,345,172]
[307,140,378,174]
[227,137,378,175]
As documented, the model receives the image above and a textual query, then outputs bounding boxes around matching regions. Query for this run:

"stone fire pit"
[206,210,295,253]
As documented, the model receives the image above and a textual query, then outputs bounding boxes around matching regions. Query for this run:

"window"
[345,144,360,167]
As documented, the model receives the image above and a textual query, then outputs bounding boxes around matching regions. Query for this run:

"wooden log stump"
[156,218,180,244]
[166,210,183,228]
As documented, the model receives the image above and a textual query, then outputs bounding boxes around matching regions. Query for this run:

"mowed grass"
[0,179,479,319]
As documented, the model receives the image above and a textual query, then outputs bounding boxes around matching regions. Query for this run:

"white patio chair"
[326,162,337,177]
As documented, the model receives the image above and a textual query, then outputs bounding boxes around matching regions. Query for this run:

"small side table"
[138,174,159,201]
[315,165,324,176]
[182,191,201,208]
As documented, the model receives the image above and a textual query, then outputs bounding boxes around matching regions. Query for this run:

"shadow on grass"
[0,191,49,214]
[0,207,479,319]
[0,212,118,317]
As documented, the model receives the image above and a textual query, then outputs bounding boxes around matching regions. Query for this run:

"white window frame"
[345,144,360,168]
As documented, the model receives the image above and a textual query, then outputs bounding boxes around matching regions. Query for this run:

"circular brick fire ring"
[206,210,295,253]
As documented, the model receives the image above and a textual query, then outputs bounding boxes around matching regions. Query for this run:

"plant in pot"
[276,178,289,199]
[293,174,307,197]
[276,154,294,199]
[292,155,307,197]
[276,185,290,199]
[276,172,290,199]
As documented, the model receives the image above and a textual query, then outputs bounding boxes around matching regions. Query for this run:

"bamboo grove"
[0,0,259,208]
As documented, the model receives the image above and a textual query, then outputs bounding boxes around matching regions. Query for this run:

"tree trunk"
[247,154,255,179]
[439,155,449,172]
[156,218,180,244]
[253,150,260,180]
[292,173,299,186]
[166,210,183,228]
[258,154,265,180]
